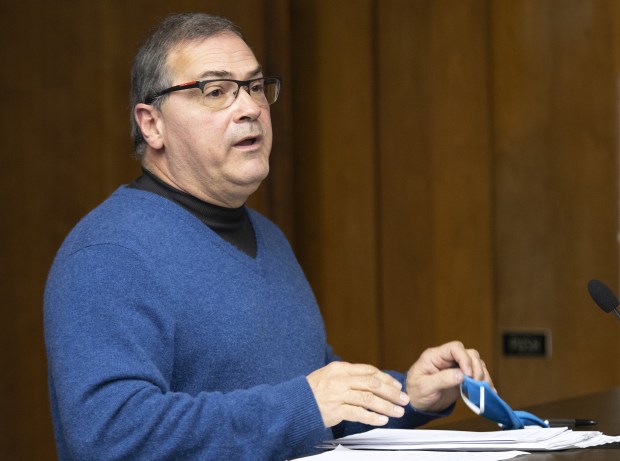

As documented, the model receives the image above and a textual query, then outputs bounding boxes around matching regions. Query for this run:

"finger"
[422,367,466,392]
[345,389,407,419]
[326,362,409,407]
[464,348,484,380]
[452,347,496,391]
[408,367,463,411]
[347,373,410,407]
[342,363,405,398]
[340,403,392,426]
[419,341,468,373]
[480,360,496,390]
[460,348,494,389]
[345,363,403,389]
[441,341,476,377]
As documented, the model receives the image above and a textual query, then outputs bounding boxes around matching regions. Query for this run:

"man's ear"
[134,103,165,150]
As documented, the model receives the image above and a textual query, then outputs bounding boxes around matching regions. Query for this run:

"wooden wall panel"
[3,0,620,458]
[0,2,140,456]
[376,0,494,373]
[291,0,380,364]
[492,0,620,407]
[615,0,620,373]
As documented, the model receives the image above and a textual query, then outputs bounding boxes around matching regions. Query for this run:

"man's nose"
[233,86,262,119]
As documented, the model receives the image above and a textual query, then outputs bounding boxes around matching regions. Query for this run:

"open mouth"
[234,136,260,147]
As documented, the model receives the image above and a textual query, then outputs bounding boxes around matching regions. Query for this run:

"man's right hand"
[307,362,410,428]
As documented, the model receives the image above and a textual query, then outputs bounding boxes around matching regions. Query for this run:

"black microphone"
[587,279,620,321]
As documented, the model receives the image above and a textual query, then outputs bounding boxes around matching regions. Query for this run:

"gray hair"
[130,13,245,158]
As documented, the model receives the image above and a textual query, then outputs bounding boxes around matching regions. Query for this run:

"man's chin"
[235,168,269,192]
[241,162,270,184]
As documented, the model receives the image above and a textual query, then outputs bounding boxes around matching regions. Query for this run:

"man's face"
[149,33,273,207]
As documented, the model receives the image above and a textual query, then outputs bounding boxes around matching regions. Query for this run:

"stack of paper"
[302,445,528,460]
[322,427,620,451]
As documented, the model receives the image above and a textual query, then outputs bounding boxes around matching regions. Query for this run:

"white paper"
[300,445,528,460]
[323,427,620,451]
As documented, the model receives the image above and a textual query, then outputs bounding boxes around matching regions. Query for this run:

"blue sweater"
[44,187,439,460]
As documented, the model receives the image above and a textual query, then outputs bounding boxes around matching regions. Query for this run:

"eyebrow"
[197,66,263,80]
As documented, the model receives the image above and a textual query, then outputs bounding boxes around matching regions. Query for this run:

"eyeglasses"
[144,76,281,110]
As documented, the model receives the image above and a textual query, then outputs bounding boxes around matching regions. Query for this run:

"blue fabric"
[44,187,440,461]
[460,376,548,429]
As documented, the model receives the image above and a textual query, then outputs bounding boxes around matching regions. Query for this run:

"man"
[44,12,493,461]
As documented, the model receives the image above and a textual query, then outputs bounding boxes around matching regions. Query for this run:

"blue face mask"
[460,376,549,430]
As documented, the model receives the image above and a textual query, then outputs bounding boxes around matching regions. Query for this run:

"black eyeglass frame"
[144,76,281,107]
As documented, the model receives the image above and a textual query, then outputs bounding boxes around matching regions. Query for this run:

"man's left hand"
[406,340,493,413]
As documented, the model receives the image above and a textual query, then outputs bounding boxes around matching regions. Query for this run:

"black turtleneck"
[128,169,257,258]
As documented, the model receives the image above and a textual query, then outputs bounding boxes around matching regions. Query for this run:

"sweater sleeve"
[44,244,327,461]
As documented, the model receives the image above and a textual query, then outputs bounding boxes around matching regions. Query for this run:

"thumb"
[409,368,465,412]
[431,367,465,391]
